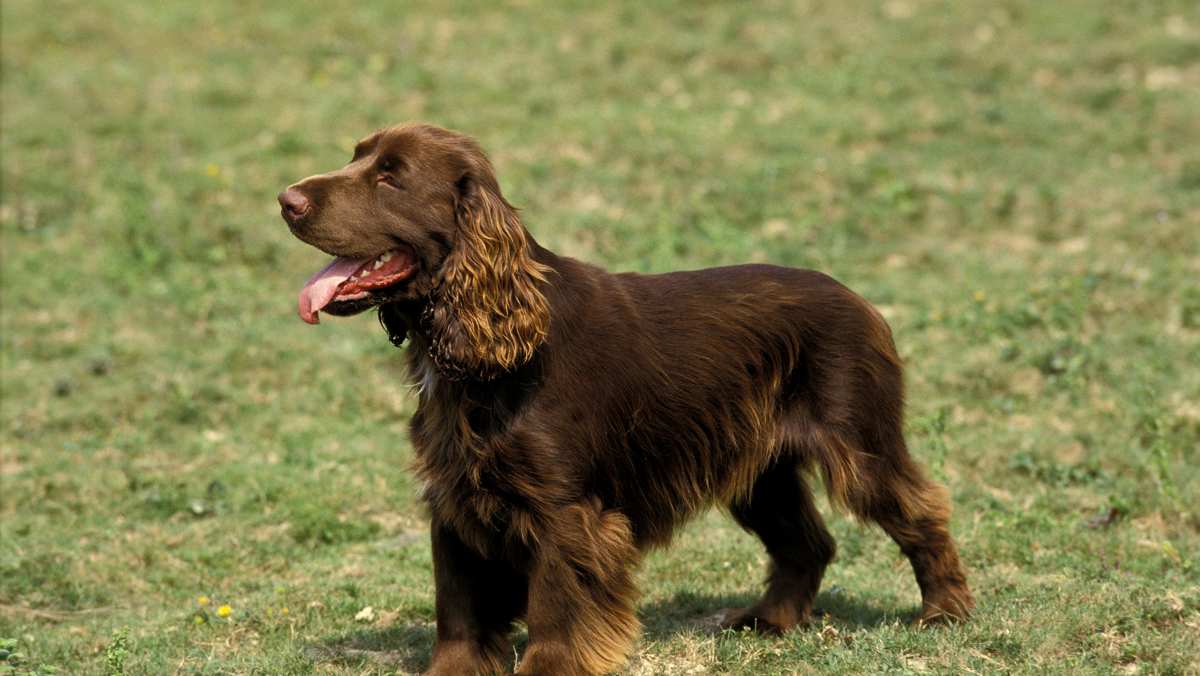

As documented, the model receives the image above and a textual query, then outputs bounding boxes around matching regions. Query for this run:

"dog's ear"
[424,159,551,380]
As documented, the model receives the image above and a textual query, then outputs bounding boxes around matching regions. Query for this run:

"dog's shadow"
[639,589,905,640]
[311,591,903,672]
[307,623,436,674]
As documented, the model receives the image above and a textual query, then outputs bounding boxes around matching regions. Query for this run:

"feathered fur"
[283,123,973,676]
[423,168,551,380]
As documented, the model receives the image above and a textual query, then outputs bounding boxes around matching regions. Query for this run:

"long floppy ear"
[423,162,552,380]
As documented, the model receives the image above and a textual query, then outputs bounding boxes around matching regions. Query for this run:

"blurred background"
[2,1,1197,673]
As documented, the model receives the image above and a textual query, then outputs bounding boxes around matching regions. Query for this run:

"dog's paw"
[914,588,975,626]
[715,607,790,636]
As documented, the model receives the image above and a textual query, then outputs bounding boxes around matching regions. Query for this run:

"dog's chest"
[409,402,529,554]
[417,450,525,556]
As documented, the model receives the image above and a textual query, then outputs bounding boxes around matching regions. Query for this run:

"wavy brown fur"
[424,154,552,380]
[282,124,973,675]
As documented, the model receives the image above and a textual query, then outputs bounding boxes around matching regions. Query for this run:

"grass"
[2,0,1198,673]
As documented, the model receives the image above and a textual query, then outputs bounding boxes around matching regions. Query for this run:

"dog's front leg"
[516,501,641,676]
[426,523,526,676]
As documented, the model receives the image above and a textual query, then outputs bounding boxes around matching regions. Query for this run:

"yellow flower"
[205,164,221,177]
[197,595,210,606]
[973,290,987,302]
[217,605,232,618]
[281,607,289,615]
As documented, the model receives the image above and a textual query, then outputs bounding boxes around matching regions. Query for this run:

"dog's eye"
[376,157,405,189]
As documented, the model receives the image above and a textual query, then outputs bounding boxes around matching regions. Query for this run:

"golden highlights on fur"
[282,123,974,676]
[427,178,552,380]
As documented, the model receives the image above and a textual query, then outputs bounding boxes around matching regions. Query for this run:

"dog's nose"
[278,189,310,221]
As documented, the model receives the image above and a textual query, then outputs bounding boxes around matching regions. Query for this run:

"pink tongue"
[297,256,372,324]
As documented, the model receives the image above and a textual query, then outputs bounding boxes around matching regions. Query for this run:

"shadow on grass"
[639,589,909,640]
[307,623,435,674]
[308,590,908,670]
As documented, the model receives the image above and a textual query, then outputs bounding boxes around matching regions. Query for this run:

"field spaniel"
[279,123,973,675]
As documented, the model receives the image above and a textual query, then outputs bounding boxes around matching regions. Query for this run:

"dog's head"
[280,123,550,379]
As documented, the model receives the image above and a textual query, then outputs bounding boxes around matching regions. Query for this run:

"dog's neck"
[378,300,503,384]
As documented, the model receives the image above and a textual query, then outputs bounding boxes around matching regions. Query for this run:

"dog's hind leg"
[812,419,974,624]
[797,306,974,625]
[721,458,836,634]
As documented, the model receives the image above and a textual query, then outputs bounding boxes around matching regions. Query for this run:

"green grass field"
[3,1,1198,673]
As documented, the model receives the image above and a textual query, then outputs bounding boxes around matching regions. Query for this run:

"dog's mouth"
[297,245,418,324]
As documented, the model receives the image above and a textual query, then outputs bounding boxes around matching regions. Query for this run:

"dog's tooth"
[380,252,393,262]
[359,269,371,277]
[373,260,384,269]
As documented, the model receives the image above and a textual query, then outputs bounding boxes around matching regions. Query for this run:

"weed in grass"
[102,629,129,676]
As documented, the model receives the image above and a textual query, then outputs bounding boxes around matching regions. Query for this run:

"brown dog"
[279,123,973,675]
